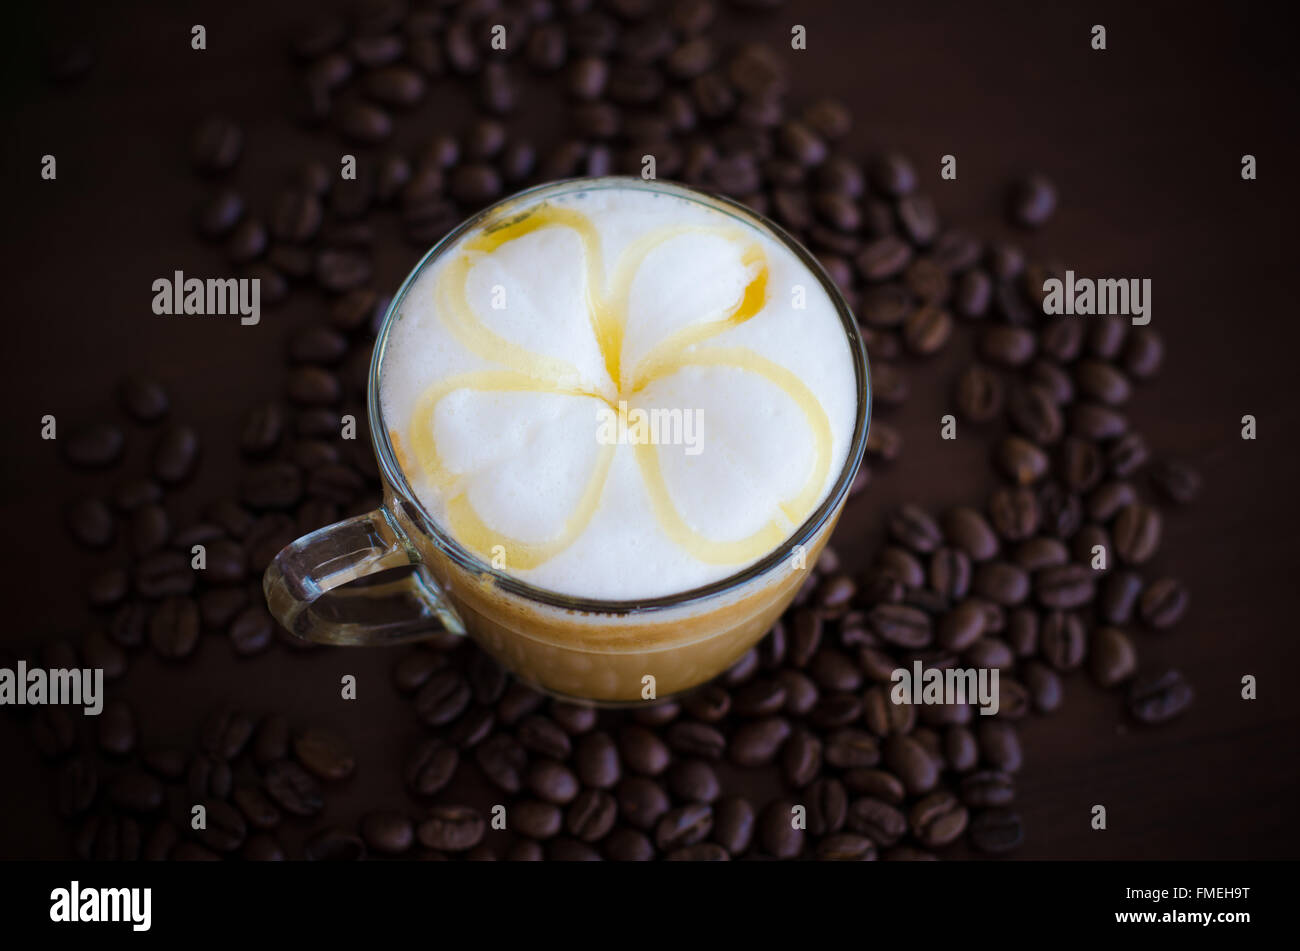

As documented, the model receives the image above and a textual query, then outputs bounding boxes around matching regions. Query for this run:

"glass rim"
[367,175,871,616]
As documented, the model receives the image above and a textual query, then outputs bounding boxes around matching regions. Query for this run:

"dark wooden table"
[2,0,1297,859]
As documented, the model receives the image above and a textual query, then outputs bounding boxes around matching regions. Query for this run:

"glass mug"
[264,177,870,704]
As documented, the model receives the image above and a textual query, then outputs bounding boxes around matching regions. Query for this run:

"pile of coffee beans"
[22,0,1200,860]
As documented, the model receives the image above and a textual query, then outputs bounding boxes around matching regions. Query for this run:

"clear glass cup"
[264,176,870,704]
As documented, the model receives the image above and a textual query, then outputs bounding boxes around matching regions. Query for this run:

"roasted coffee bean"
[263,761,323,817]
[1122,326,1164,378]
[565,731,619,791]
[152,424,199,483]
[393,649,446,693]
[888,505,942,553]
[973,561,1029,606]
[567,790,618,842]
[405,738,458,797]
[656,803,714,851]
[1071,522,1109,568]
[63,422,125,468]
[980,326,1036,367]
[602,827,653,861]
[517,715,572,761]
[418,806,484,852]
[513,800,563,840]
[977,720,1022,773]
[227,217,268,264]
[1139,577,1189,628]
[1128,669,1194,723]
[823,729,880,769]
[293,728,355,780]
[232,784,281,830]
[816,833,877,861]
[228,604,273,655]
[808,648,862,693]
[1149,457,1202,506]
[200,708,253,760]
[336,100,392,143]
[757,799,802,858]
[251,715,289,768]
[116,378,168,426]
[1089,626,1137,688]
[1008,174,1056,228]
[1088,480,1137,523]
[729,718,790,767]
[846,797,906,847]
[996,435,1049,485]
[878,547,925,587]
[868,603,931,648]
[359,812,412,854]
[942,507,999,561]
[667,720,726,761]
[195,799,247,852]
[67,498,115,548]
[415,669,471,727]
[857,236,912,281]
[1113,504,1162,564]
[609,775,668,834]
[1107,431,1149,478]
[1013,537,1069,572]
[966,636,1016,671]
[902,305,952,355]
[937,601,986,651]
[1036,563,1095,610]
[961,769,1016,808]
[898,193,939,245]
[88,567,130,609]
[883,734,939,794]
[191,116,243,173]
[314,248,372,294]
[616,724,669,776]
[148,596,200,658]
[1007,383,1064,446]
[730,680,784,718]
[865,422,902,462]
[1040,611,1086,671]
[969,808,1023,852]
[989,486,1039,541]
[127,503,169,556]
[910,791,969,848]
[955,364,1004,423]
[859,285,909,328]
[1070,402,1128,441]
[775,670,819,717]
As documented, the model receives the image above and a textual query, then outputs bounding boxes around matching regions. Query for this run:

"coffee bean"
[955,364,1004,423]
[1150,459,1202,504]
[567,789,618,842]
[57,755,98,817]
[1128,669,1194,723]
[909,791,969,848]
[902,305,953,355]
[973,561,1029,606]
[513,800,563,840]
[1040,611,1086,671]
[883,734,938,794]
[1113,504,1162,564]
[147,596,199,659]
[823,729,880,770]
[335,100,392,143]
[969,808,1023,852]
[1123,327,1164,378]
[152,424,199,484]
[414,669,471,727]
[989,486,1040,541]
[527,759,580,805]
[402,737,458,798]
[996,435,1049,485]
[1139,577,1189,628]
[63,422,125,469]
[1036,563,1095,610]
[666,720,726,760]
[1008,174,1056,228]
[936,601,986,651]
[1089,626,1137,687]
[868,603,931,648]
[724,717,786,767]
[898,193,939,245]
[846,797,906,848]
[293,728,355,781]
[857,236,912,281]
[656,802,713,851]
[1007,383,1064,445]
[192,116,242,173]
[980,326,1036,367]
[418,806,484,852]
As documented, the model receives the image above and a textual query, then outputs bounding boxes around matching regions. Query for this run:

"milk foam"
[380,185,858,600]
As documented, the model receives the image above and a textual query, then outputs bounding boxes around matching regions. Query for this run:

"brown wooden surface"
[2,0,1298,859]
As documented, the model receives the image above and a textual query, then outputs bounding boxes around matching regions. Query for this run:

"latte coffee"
[369,178,867,701]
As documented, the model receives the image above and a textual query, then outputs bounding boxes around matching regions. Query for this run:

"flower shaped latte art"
[399,202,833,572]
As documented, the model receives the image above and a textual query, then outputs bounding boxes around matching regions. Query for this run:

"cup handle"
[263,506,464,646]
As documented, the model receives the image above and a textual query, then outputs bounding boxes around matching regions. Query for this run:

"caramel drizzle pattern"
[402,202,832,570]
